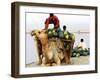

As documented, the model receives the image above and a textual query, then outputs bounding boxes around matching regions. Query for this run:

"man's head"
[50,13,54,17]
[80,38,84,42]
[63,25,66,31]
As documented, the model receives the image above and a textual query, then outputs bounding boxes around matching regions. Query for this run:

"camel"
[31,30,61,66]
[31,30,74,66]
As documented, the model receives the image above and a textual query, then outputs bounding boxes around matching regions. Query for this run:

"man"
[44,13,60,30]
[78,38,87,50]
[63,25,70,33]
[63,25,66,32]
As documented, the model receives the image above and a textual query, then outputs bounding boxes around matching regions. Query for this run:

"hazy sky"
[26,13,90,33]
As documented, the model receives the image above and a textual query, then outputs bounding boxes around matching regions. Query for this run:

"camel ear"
[31,30,35,36]
[31,30,40,36]
[42,30,47,33]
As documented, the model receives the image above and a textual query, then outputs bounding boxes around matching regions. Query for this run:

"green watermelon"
[53,31,58,37]
[84,48,88,52]
[72,53,77,57]
[66,45,70,50]
[68,33,75,41]
[65,34,69,40]
[58,31,64,38]
[48,29,53,38]
[83,52,88,56]
[64,31,67,35]
[72,34,75,41]
[52,29,55,33]
[76,53,80,57]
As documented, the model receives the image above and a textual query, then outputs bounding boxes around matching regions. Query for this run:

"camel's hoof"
[52,63,57,66]
[41,64,46,66]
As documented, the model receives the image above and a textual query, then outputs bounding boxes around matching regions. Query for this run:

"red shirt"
[45,16,60,30]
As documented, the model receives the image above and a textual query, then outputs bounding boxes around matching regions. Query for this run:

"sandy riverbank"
[26,56,89,67]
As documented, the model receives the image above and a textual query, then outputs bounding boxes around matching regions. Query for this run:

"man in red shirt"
[44,13,60,30]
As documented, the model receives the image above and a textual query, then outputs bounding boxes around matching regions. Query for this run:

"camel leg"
[64,51,71,64]
[54,54,61,65]
[67,50,71,64]
[41,57,46,66]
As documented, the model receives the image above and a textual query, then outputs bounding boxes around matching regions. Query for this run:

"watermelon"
[76,53,80,57]
[57,28,61,33]
[83,52,88,56]
[64,31,67,35]
[87,48,90,55]
[53,31,58,37]
[65,34,69,40]
[52,29,56,33]
[72,53,77,57]
[58,31,64,38]
[48,29,53,38]
[67,33,75,41]
[72,34,75,41]
[84,48,88,52]
[66,45,70,50]
[48,28,52,32]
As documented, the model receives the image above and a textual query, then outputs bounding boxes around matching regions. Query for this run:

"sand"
[26,56,89,67]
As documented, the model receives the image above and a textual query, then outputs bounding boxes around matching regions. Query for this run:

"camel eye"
[38,31,41,34]
[31,31,35,36]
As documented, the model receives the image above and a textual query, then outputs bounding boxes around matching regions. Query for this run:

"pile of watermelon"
[71,47,90,57]
[47,28,75,41]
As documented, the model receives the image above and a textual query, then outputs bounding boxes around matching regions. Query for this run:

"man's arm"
[55,16,60,29]
[44,18,49,29]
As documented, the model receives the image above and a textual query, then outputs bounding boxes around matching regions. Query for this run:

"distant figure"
[78,38,87,49]
[44,13,60,30]
[63,25,70,34]
[63,25,66,32]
